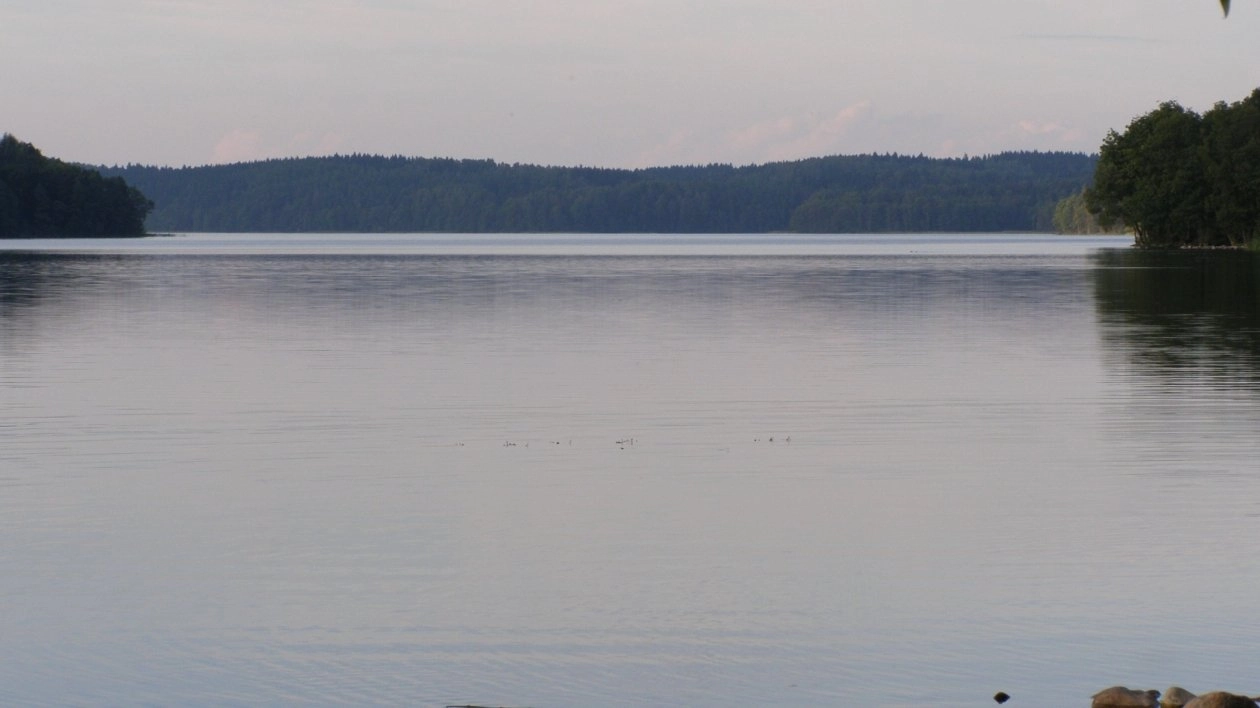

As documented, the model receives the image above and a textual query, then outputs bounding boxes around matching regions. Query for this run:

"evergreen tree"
[101,151,1095,235]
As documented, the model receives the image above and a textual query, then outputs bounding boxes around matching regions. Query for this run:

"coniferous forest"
[0,135,153,238]
[100,151,1095,234]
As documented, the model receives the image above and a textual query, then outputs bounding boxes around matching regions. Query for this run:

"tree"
[1052,189,1126,235]
[1087,91,1260,248]
[101,151,1094,234]
[1201,90,1260,246]
[0,134,153,238]
[1086,102,1213,247]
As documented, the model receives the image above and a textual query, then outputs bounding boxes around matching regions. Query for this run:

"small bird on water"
[994,692,1011,704]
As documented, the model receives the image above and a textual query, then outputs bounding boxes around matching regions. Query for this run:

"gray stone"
[1163,687,1198,708]
[1093,686,1160,708]
[1182,692,1258,708]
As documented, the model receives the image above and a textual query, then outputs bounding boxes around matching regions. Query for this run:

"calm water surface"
[2,234,1259,706]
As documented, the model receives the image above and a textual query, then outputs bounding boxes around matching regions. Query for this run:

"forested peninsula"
[0,135,153,238]
[1087,88,1260,249]
[101,151,1095,234]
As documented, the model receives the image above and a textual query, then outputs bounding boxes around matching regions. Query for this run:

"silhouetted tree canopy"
[101,151,1095,234]
[0,134,153,238]
[1086,89,1260,248]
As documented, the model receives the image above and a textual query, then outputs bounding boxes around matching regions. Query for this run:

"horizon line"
[93,148,1099,172]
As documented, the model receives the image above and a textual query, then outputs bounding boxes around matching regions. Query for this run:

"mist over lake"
[3,234,1259,706]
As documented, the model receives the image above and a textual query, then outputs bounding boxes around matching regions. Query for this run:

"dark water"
[2,234,1259,706]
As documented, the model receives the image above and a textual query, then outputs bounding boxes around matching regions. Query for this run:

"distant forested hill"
[100,151,1095,233]
[1,134,153,238]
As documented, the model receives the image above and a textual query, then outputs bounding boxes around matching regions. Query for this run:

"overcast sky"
[5,1,1260,168]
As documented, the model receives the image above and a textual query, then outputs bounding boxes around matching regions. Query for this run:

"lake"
[3,233,1259,706]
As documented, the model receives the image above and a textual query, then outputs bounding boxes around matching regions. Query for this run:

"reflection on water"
[3,235,1260,707]
[1093,249,1260,381]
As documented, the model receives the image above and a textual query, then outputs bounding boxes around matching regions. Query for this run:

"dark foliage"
[0,134,153,238]
[1086,89,1260,248]
[1052,188,1126,234]
[100,151,1095,234]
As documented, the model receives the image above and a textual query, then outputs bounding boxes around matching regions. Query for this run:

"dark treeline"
[0,135,153,238]
[1087,89,1260,248]
[101,151,1095,234]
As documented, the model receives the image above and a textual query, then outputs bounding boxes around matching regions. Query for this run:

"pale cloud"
[1018,120,1067,136]
[722,101,875,163]
[212,130,264,164]
[633,102,1006,168]
[210,130,344,164]
[631,129,701,169]
[727,117,800,151]
[630,104,873,169]
[288,131,345,157]
[1013,120,1087,148]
